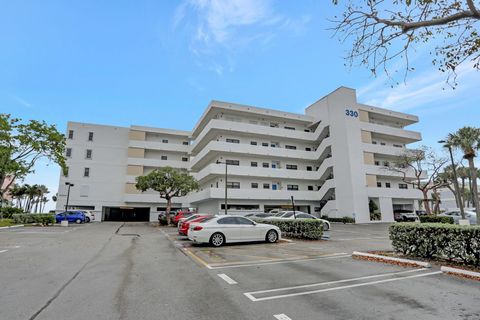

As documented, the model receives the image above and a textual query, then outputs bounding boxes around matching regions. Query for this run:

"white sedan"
[188,215,281,247]
[266,211,331,231]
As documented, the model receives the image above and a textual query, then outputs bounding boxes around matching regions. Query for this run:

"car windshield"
[184,215,200,222]
[282,212,295,218]
[198,217,215,223]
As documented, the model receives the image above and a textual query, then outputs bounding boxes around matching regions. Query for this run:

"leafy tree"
[331,0,480,85]
[0,114,66,215]
[135,167,199,225]
[387,146,447,214]
[447,126,480,221]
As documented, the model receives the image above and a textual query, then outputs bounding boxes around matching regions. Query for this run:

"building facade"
[56,87,424,223]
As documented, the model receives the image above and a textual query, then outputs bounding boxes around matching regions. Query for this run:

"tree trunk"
[468,176,473,208]
[461,178,466,206]
[446,185,460,209]
[422,190,432,215]
[165,197,172,226]
[467,157,480,222]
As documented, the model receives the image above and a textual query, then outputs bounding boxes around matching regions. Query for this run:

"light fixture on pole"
[438,140,465,220]
[63,182,74,227]
[216,160,228,215]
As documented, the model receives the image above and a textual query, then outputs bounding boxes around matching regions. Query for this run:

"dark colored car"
[55,211,86,224]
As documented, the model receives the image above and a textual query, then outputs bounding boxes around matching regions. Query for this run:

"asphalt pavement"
[0,222,478,320]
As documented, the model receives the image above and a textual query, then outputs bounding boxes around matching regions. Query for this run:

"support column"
[379,197,394,222]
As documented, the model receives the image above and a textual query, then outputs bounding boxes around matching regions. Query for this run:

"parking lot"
[0,222,478,320]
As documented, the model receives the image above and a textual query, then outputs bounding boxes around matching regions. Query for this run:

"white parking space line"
[0,250,8,254]
[244,270,442,302]
[274,314,292,320]
[208,253,350,270]
[335,236,388,241]
[217,273,238,285]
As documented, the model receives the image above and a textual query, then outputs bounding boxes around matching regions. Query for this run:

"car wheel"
[210,232,225,247]
[266,230,278,243]
[75,219,82,224]
[86,217,90,223]
[323,222,330,231]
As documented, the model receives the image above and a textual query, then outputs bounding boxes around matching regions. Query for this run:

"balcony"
[362,143,406,157]
[128,140,189,153]
[364,164,426,179]
[360,122,421,143]
[194,157,334,183]
[127,157,189,169]
[190,137,333,171]
[124,193,189,204]
[367,187,423,199]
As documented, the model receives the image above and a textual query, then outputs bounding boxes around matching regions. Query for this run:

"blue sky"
[1,0,479,210]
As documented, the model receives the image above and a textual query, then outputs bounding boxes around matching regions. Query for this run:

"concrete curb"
[441,266,480,280]
[0,224,24,230]
[352,251,431,268]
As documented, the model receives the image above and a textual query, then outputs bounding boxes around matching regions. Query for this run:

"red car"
[178,215,211,236]
[173,210,195,226]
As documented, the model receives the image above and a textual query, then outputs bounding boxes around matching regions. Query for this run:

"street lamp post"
[63,182,74,227]
[438,140,465,219]
[291,196,297,219]
[216,160,228,215]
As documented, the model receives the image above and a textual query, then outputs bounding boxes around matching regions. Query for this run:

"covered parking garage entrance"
[103,207,150,222]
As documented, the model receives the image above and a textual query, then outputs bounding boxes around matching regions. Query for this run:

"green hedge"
[390,223,480,266]
[321,215,355,224]
[12,214,55,225]
[0,207,24,219]
[0,219,15,227]
[419,215,454,224]
[254,219,323,240]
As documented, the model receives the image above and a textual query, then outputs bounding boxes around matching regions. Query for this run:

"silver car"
[440,210,477,224]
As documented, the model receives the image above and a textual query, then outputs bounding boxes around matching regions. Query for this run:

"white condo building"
[56,87,424,223]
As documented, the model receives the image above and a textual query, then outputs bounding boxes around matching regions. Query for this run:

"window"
[66,148,72,157]
[399,183,408,189]
[286,164,297,170]
[162,139,168,143]
[251,183,258,189]
[250,141,257,146]
[374,161,380,166]
[262,162,269,168]
[85,149,92,159]
[287,185,299,191]
[226,160,239,166]
[385,182,391,188]
[182,157,188,162]
[393,144,403,148]
[383,161,389,167]
[284,126,295,130]
[68,130,74,139]
[306,166,312,171]
[308,185,314,191]
[183,141,189,145]
[226,138,240,144]
[84,168,90,177]
[304,129,311,132]
[217,217,237,224]
[285,145,297,150]
[161,155,167,160]
[377,182,382,187]
[270,122,279,128]
[227,182,240,189]
[88,132,94,141]
[262,142,268,147]
[380,142,386,146]
[270,143,276,148]
[251,162,258,167]
[305,147,311,151]
[263,183,270,189]
[235,217,255,225]
[372,141,377,145]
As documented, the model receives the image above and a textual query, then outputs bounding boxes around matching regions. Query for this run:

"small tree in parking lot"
[135,167,199,225]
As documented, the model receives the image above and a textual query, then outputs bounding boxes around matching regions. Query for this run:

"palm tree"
[457,166,469,206]
[447,126,480,222]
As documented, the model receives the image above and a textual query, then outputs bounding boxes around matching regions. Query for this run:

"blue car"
[56,211,86,224]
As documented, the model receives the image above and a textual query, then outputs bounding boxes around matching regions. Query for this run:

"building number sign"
[345,109,358,118]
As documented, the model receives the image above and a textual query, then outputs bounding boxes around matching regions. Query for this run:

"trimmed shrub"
[321,216,355,224]
[390,223,480,266]
[253,219,323,240]
[0,219,14,227]
[419,215,453,224]
[12,214,55,225]
[0,207,24,219]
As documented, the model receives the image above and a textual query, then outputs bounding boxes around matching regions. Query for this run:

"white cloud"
[173,0,311,74]
[358,61,479,112]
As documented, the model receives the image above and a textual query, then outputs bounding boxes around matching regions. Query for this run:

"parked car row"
[55,210,96,224]
[246,210,331,231]
[439,210,477,224]
[186,215,282,247]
